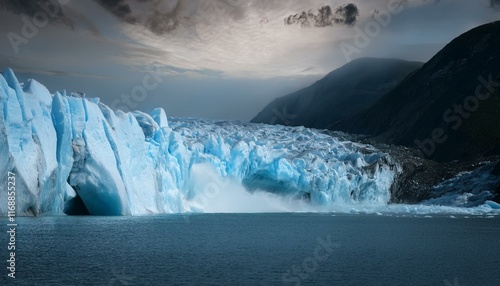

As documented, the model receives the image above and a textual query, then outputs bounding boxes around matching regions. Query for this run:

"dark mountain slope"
[251,58,422,129]
[334,21,500,162]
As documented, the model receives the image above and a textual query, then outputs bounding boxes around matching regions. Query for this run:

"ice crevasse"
[0,68,398,216]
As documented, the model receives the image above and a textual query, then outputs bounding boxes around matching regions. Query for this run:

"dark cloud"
[492,0,500,8]
[94,0,136,24]
[284,3,359,28]
[0,0,74,27]
[335,3,359,26]
[93,0,253,36]
[95,1,360,34]
[93,0,198,35]
[145,1,183,35]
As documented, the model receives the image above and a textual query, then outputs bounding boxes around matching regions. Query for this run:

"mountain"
[334,21,500,162]
[251,58,423,129]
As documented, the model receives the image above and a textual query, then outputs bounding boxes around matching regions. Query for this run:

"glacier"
[0,68,499,216]
[0,68,400,216]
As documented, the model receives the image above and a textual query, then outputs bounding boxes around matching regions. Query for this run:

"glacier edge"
[0,69,399,216]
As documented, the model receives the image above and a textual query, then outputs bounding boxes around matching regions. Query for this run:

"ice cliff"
[0,69,397,215]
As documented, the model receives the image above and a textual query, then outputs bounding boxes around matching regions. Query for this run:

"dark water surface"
[1,213,499,285]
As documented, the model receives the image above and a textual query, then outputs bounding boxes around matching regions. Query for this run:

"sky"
[0,0,499,121]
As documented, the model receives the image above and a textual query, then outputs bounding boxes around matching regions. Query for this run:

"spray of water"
[187,163,317,213]
[186,164,500,216]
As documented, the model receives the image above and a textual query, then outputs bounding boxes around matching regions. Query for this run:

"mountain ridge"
[251,57,423,129]
[334,20,500,162]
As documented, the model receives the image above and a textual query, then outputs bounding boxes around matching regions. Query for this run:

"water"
[1,213,499,285]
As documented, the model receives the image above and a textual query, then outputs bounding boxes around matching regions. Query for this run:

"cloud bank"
[1,0,499,79]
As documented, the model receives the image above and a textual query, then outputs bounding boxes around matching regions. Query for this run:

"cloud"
[284,3,359,28]
[1,0,498,81]
[93,0,135,23]
[93,0,249,36]
[336,3,359,26]
[0,0,74,27]
[144,1,184,35]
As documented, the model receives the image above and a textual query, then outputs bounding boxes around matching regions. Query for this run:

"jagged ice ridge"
[0,69,402,216]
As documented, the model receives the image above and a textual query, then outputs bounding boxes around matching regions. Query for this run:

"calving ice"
[0,68,397,216]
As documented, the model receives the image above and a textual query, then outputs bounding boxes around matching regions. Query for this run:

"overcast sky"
[0,0,499,120]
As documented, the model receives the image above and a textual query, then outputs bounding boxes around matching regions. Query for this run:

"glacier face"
[0,69,399,216]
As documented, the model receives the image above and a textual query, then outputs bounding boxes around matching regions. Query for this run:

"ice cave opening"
[63,187,90,216]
